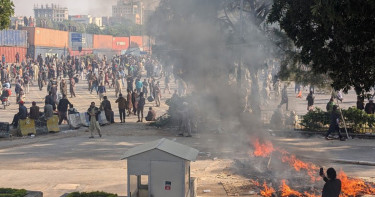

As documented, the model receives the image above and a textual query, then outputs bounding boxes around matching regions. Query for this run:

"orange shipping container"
[112,37,129,51]
[23,27,69,48]
[93,35,113,49]
[129,36,143,48]
[0,46,27,63]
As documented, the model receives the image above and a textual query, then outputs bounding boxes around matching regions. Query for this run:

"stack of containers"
[129,36,143,49]
[112,37,129,55]
[0,30,28,63]
[93,34,116,58]
[23,27,69,59]
[68,32,93,56]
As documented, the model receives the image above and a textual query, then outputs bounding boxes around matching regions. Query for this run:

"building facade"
[112,0,144,25]
[34,4,68,22]
[69,15,103,27]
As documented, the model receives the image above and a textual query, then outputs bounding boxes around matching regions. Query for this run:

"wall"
[0,30,28,47]
[23,27,69,48]
[93,35,113,49]
[0,46,27,63]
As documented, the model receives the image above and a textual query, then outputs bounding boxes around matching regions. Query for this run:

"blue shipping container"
[28,45,67,59]
[69,32,93,50]
[0,30,27,47]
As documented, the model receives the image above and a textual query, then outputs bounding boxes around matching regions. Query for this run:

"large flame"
[260,181,275,197]
[280,180,302,197]
[338,170,375,196]
[280,151,320,182]
[251,138,274,157]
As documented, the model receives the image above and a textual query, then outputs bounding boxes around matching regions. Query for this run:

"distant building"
[34,4,68,22]
[112,0,144,25]
[11,16,35,29]
[69,15,103,27]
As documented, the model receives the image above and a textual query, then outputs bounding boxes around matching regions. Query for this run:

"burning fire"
[260,181,275,197]
[251,138,375,197]
[338,170,375,196]
[252,138,274,157]
[280,152,320,182]
[280,180,302,197]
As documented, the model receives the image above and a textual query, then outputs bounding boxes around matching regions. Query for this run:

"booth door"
[150,161,183,197]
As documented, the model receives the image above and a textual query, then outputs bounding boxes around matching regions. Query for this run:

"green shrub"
[300,107,330,130]
[67,191,118,197]
[0,188,27,197]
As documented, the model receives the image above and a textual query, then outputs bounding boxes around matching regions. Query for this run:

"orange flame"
[280,151,319,182]
[260,181,275,197]
[338,170,375,196]
[303,191,319,197]
[252,138,274,157]
[280,180,302,197]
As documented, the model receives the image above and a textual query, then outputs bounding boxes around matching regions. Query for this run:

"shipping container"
[23,27,69,48]
[28,45,67,59]
[112,37,129,51]
[129,36,143,48]
[93,35,113,49]
[69,49,93,56]
[0,46,27,63]
[93,49,118,59]
[69,32,93,50]
[0,30,28,47]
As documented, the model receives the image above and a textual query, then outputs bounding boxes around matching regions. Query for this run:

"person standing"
[135,78,143,93]
[137,92,146,122]
[98,82,106,101]
[154,82,161,107]
[320,168,341,197]
[115,77,122,98]
[132,89,138,115]
[164,75,171,94]
[365,98,375,114]
[70,77,76,98]
[60,79,68,97]
[100,96,113,123]
[306,91,315,111]
[88,102,101,138]
[57,95,72,125]
[142,79,148,97]
[126,89,133,116]
[278,85,288,111]
[115,94,127,123]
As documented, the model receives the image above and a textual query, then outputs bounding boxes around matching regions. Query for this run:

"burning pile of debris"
[243,138,375,197]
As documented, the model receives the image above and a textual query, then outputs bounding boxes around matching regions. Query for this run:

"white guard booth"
[121,138,199,197]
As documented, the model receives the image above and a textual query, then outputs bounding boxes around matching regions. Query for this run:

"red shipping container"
[112,37,129,51]
[23,27,69,48]
[0,46,27,63]
[130,36,143,48]
[93,35,113,49]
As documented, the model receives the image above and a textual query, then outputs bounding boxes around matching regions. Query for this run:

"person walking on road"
[115,93,127,123]
[325,105,345,141]
[70,77,76,98]
[88,102,101,138]
[58,95,72,125]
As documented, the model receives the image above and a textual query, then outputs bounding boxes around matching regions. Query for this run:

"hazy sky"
[13,0,118,17]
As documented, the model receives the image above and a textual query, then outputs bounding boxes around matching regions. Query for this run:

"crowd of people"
[1,53,175,137]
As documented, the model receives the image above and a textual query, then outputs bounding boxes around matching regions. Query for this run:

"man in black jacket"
[11,101,27,129]
[58,95,72,125]
[137,92,146,122]
[320,168,341,197]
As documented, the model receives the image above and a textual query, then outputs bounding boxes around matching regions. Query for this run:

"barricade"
[0,122,10,138]
[68,113,81,129]
[19,118,36,136]
[47,115,60,132]
[80,112,89,127]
